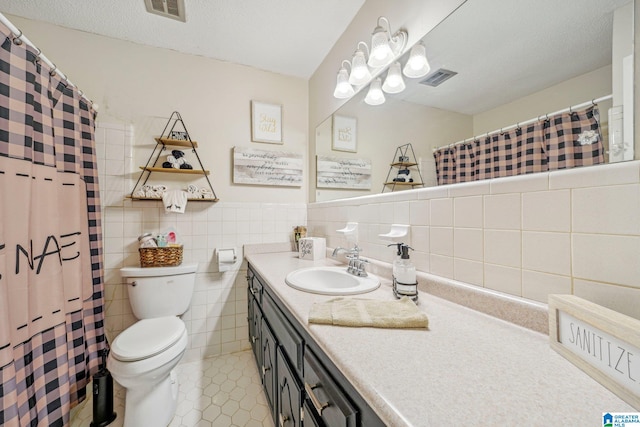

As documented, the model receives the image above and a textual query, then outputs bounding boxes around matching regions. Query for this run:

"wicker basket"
[139,245,183,268]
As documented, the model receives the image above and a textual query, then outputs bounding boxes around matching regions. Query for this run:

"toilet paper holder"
[216,248,237,272]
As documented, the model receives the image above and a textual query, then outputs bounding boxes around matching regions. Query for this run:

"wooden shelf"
[139,166,210,175]
[390,162,418,168]
[126,195,219,202]
[155,137,198,148]
[384,181,424,186]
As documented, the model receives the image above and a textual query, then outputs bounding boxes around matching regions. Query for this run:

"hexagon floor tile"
[71,350,275,427]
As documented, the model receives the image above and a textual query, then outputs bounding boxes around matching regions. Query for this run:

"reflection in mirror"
[314,0,634,202]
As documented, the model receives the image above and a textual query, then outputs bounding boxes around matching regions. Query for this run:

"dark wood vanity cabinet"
[246,264,385,427]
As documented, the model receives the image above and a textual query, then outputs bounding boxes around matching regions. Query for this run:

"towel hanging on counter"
[309,296,429,329]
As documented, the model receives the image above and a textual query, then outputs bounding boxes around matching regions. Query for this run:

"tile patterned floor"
[71,350,275,427]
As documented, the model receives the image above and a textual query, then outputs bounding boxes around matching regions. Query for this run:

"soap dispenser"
[388,243,402,279]
[393,244,418,302]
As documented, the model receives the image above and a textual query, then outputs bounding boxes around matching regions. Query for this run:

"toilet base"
[122,369,180,427]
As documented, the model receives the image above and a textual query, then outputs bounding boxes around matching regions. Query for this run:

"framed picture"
[251,101,283,144]
[332,115,357,152]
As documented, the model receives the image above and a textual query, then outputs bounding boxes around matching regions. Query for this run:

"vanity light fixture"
[332,16,409,101]
[333,60,355,99]
[349,42,372,86]
[382,62,406,94]
[402,42,431,78]
[364,78,385,106]
[368,17,408,68]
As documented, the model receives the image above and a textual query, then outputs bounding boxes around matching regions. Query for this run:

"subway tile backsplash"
[308,160,640,321]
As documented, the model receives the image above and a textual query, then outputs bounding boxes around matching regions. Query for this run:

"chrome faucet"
[331,244,368,277]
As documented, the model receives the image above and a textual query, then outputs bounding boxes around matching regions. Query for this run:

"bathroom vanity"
[245,250,635,426]
[247,263,385,427]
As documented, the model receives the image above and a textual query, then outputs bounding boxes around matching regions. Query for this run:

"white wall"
[473,65,613,135]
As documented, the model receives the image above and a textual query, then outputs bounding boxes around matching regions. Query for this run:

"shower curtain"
[434,106,603,185]
[0,23,106,426]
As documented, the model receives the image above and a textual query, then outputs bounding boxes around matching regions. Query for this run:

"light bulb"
[365,78,385,106]
[333,67,354,99]
[382,62,405,94]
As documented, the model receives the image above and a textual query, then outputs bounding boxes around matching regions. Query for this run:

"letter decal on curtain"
[0,22,105,426]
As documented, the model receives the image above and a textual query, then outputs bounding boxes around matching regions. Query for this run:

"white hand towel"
[162,189,188,214]
[186,184,199,195]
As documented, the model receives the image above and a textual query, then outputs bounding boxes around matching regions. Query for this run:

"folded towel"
[162,189,188,213]
[309,296,428,329]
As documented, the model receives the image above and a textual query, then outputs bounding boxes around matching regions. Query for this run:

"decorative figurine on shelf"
[162,150,193,170]
[398,155,410,163]
[169,130,188,141]
[393,168,413,183]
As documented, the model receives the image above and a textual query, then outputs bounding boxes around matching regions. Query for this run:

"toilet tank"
[120,263,198,319]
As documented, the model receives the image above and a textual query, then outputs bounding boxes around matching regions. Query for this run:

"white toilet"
[107,263,198,427]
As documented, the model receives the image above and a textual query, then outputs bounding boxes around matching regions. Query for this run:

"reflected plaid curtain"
[544,105,604,170]
[0,23,105,427]
[434,106,602,185]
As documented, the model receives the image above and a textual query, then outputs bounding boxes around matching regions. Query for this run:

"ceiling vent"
[144,0,186,22]
[419,69,458,87]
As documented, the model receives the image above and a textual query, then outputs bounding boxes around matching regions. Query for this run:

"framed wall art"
[251,101,282,144]
[332,115,357,152]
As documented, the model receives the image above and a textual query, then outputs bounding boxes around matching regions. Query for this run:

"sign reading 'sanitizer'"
[549,295,640,410]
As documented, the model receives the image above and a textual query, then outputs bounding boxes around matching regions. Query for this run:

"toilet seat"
[111,317,186,362]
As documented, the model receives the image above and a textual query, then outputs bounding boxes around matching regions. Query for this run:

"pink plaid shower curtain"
[434,106,603,185]
[0,23,106,426]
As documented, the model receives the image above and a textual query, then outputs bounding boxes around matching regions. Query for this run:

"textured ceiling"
[394,0,633,114]
[0,0,365,79]
[0,0,633,115]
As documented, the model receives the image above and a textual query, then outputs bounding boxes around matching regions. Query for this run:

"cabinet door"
[263,291,304,375]
[302,400,324,427]
[277,347,303,427]
[248,297,262,368]
[261,320,278,411]
[304,348,357,427]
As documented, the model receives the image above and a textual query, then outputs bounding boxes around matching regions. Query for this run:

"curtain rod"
[433,94,613,152]
[0,12,97,110]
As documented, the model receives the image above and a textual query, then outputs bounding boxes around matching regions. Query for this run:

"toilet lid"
[110,317,186,362]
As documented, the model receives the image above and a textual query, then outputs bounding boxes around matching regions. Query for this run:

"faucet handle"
[355,258,369,277]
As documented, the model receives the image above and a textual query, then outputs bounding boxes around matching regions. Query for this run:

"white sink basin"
[285,266,380,295]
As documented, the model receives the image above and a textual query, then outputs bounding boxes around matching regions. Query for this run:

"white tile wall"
[307,160,640,319]
[96,123,306,361]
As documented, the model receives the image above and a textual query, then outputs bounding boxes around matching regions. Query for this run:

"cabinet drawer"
[304,348,357,427]
[277,347,303,427]
[261,321,277,411]
[263,292,304,373]
[247,270,263,303]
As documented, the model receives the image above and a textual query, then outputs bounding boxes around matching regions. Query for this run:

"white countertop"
[245,250,635,426]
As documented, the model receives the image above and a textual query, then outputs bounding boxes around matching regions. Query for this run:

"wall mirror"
[314,0,634,202]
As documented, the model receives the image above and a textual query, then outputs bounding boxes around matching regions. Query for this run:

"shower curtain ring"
[12,29,23,45]
[49,63,57,76]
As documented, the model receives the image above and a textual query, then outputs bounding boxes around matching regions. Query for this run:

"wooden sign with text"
[316,155,371,190]
[549,295,640,409]
[233,147,302,187]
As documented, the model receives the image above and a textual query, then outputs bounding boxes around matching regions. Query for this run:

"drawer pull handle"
[262,365,270,376]
[305,382,329,415]
[279,413,289,427]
